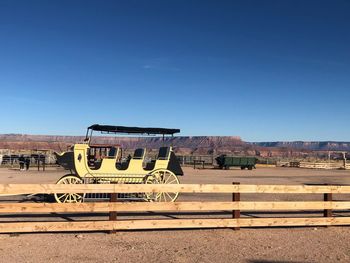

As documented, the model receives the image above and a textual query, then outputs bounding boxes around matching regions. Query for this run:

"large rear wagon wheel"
[144,169,179,202]
[54,174,85,203]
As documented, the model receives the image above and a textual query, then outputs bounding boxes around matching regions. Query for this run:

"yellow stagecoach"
[54,124,183,203]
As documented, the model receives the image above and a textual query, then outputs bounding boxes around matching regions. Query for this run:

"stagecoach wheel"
[54,175,85,203]
[144,169,180,202]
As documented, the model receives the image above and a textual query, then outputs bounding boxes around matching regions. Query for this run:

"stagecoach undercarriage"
[54,170,180,203]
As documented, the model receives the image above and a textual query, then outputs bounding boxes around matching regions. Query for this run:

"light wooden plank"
[1,217,350,233]
[237,201,350,210]
[1,201,350,213]
[299,162,343,170]
[1,183,350,195]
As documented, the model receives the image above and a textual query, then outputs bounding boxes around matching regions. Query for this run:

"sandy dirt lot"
[0,166,350,262]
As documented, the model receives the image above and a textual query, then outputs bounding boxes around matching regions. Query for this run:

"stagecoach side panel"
[167,152,184,176]
[57,144,184,179]
[54,151,76,173]
[73,144,93,177]
[73,144,150,177]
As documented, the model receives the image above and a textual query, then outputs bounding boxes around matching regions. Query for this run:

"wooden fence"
[278,161,349,170]
[299,162,345,170]
[1,183,350,233]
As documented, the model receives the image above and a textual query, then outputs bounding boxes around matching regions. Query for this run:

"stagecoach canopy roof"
[88,124,180,135]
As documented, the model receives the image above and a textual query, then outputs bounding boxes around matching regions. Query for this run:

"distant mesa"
[0,134,349,157]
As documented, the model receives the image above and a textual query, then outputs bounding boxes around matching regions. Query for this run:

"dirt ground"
[1,166,350,262]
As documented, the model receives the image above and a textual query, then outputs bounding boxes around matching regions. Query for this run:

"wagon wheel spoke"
[73,194,81,202]
[161,192,166,202]
[167,179,178,184]
[165,192,174,201]
[57,193,67,201]
[164,175,172,183]
[63,194,69,203]
[169,192,178,201]
[162,192,168,202]
[156,192,162,201]
[72,193,82,201]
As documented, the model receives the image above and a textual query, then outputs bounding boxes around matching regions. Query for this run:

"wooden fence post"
[232,182,240,230]
[109,191,118,234]
[324,191,332,218]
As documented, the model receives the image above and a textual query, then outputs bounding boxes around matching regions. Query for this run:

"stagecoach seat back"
[144,160,156,171]
[133,148,145,159]
[108,147,117,158]
[157,147,170,160]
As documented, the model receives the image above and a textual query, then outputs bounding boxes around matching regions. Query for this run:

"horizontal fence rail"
[1,183,350,233]
[1,218,350,233]
[2,183,350,195]
[1,201,350,213]
[278,161,349,170]
[299,162,344,169]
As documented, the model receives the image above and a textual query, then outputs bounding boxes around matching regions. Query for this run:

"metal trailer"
[215,155,257,170]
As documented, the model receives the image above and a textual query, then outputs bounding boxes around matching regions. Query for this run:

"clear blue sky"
[0,0,349,141]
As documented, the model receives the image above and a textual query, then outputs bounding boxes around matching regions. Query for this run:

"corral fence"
[177,155,215,166]
[1,183,350,233]
[299,162,345,170]
[0,154,57,167]
[177,155,276,168]
[278,161,349,170]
